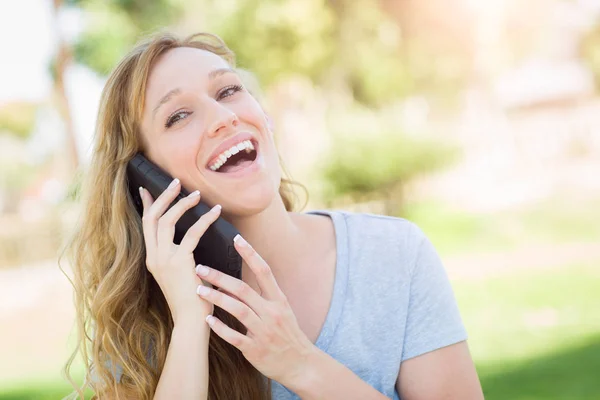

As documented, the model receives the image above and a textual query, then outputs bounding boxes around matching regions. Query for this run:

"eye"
[217,84,244,101]
[165,110,192,128]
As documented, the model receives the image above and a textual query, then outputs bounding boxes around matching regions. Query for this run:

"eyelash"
[164,84,245,128]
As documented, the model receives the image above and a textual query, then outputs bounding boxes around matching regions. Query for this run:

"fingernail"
[138,186,144,195]
[196,264,209,276]
[212,204,222,212]
[168,178,179,189]
[206,315,215,326]
[234,234,247,246]
[188,190,200,198]
[197,285,210,295]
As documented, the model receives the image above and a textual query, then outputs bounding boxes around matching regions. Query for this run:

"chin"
[220,180,281,218]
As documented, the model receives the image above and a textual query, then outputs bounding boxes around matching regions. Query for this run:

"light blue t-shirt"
[268,210,468,400]
[102,210,467,399]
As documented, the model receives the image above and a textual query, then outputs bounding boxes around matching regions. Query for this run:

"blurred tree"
[581,21,600,91]
[327,0,413,106]
[51,0,81,170]
[68,0,420,107]
[206,0,413,106]
[201,0,336,87]
[320,104,457,215]
[0,102,38,140]
[66,0,183,74]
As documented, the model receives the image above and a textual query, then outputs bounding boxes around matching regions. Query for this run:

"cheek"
[159,128,203,179]
[233,99,267,129]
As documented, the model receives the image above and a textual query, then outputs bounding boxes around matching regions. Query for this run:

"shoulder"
[333,210,426,250]
[315,209,430,276]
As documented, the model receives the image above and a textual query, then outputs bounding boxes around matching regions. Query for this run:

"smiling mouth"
[207,140,259,173]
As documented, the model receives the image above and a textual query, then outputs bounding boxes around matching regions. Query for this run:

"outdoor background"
[1,0,599,399]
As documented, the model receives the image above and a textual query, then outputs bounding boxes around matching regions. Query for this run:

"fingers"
[156,189,202,247]
[195,264,264,315]
[178,204,222,253]
[204,314,252,351]
[233,235,285,302]
[140,178,182,249]
[139,186,157,252]
[196,284,262,334]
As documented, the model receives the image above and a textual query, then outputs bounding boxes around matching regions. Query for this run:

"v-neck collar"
[305,209,349,352]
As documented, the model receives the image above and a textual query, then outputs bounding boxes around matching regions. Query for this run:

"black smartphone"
[127,153,242,279]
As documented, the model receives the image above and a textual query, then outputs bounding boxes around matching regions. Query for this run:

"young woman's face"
[140,47,281,216]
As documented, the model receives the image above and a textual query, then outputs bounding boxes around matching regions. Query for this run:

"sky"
[0,0,55,102]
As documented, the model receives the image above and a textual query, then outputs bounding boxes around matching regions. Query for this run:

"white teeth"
[209,139,256,172]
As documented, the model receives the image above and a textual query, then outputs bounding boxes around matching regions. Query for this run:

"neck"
[227,198,309,277]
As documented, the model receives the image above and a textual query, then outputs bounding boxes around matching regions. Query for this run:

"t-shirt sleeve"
[401,223,468,362]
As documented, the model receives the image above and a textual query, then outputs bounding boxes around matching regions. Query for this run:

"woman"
[63,31,484,399]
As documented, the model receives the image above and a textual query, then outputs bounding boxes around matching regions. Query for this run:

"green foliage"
[70,0,183,74]
[70,0,417,107]
[581,22,600,91]
[0,103,38,139]
[329,0,413,106]
[320,106,457,212]
[206,0,336,87]
[323,132,454,196]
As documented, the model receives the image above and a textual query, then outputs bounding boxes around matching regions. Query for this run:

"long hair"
[62,31,303,400]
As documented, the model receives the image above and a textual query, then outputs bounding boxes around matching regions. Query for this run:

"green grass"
[455,263,600,399]
[404,196,600,255]
[0,382,93,400]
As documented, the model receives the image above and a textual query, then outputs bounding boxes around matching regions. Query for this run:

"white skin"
[138,46,484,399]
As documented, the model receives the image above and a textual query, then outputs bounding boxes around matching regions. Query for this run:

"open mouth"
[207,139,259,174]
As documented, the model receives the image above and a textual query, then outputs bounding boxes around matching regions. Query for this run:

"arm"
[154,317,211,400]
[397,341,484,400]
[395,223,483,399]
[284,347,389,400]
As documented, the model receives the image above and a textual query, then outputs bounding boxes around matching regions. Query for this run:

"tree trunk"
[51,0,79,173]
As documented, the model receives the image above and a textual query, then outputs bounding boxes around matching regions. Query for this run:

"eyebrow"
[152,68,237,120]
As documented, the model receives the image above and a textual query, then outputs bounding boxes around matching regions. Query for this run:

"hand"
[194,235,317,386]
[139,178,221,326]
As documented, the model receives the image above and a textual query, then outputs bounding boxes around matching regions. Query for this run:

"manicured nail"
[196,264,209,276]
[197,285,210,295]
[138,186,144,196]
[168,178,179,189]
[188,190,200,198]
[205,315,215,326]
[212,204,222,212]
[234,234,247,246]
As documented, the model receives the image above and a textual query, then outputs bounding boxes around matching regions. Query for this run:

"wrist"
[282,345,324,396]
[173,313,211,333]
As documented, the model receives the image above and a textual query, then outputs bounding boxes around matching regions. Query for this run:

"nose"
[206,102,239,138]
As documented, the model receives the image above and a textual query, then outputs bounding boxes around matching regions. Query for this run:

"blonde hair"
[62,31,303,399]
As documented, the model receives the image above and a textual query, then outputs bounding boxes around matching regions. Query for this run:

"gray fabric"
[269,210,468,399]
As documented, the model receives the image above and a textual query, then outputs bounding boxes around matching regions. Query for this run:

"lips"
[205,132,257,170]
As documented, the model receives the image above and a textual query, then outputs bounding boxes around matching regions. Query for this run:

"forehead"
[145,47,230,102]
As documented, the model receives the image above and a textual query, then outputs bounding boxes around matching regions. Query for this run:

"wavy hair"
[61,31,305,399]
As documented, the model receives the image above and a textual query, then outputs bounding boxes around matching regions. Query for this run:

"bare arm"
[154,317,211,400]
[396,341,484,400]
[283,347,389,400]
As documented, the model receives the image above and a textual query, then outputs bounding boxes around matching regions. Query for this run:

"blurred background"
[0,0,599,399]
